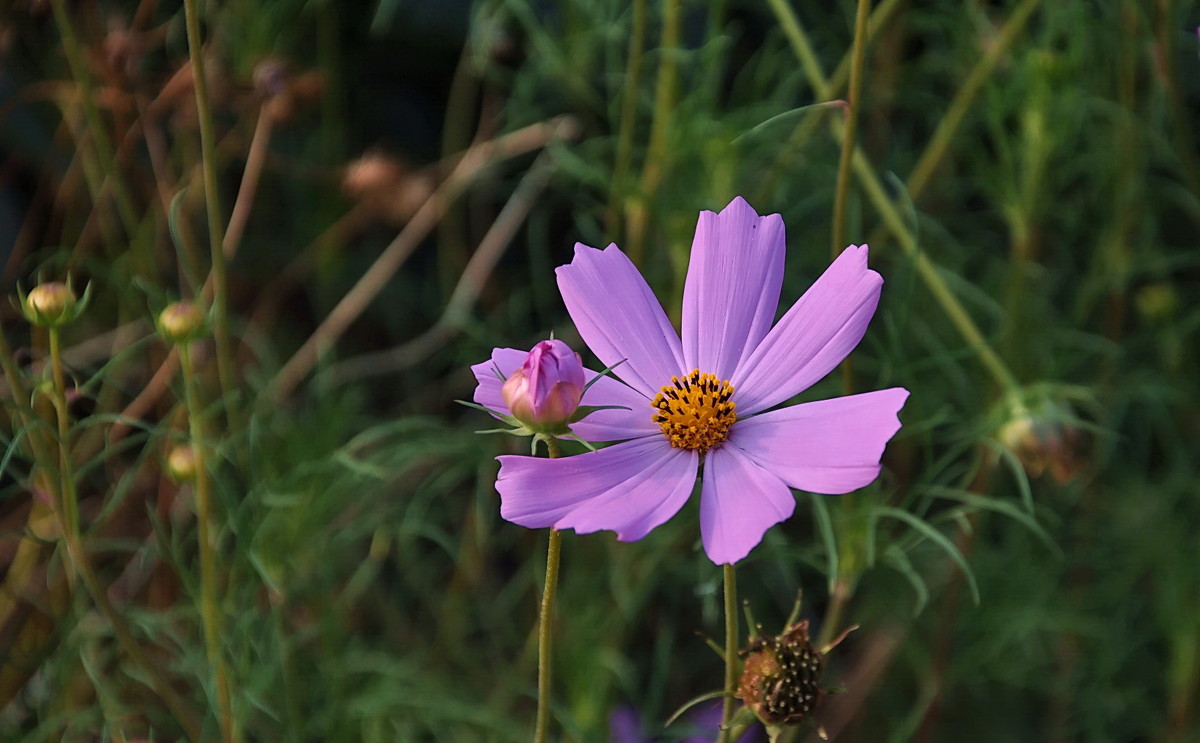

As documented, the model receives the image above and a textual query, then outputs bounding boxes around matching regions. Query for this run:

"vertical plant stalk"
[182,0,237,420]
[47,0,140,237]
[902,0,1042,204]
[629,0,681,264]
[48,329,80,556]
[831,0,872,257]
[1154,0,1200,196]
[534,436,563,743]
[44,328,204,742]
[817,553,857,650]
[178,342,237,743]
[720,563,738,743]
[769,0,1023,398]
[754,0,904,203]
[831,0,872,397]
[607,0,647,237]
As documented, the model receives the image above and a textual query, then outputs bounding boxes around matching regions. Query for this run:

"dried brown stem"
[268,117,577,400]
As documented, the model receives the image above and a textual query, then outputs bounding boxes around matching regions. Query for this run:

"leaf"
[927,485,1060,557]
[568,403,631,422]
[871,505,980,605]
[734,101,848,145]
[882,544,930,615]
[809,494,838,591]
[581,358,628,396]
[664,689,728,727]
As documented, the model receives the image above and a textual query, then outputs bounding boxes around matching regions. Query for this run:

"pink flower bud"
[501,340,585,431]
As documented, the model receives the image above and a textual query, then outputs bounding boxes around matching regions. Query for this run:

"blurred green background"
[0,0,1198,741]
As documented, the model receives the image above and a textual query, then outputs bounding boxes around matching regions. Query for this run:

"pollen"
[651,369,737,453]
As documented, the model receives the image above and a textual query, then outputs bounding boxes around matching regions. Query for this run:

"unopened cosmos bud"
[166,444,198,482]
[501,339,585,433]
[157,301,207,345]
[23,282,78,327]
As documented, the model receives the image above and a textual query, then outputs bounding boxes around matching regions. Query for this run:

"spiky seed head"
[736,620,825,726]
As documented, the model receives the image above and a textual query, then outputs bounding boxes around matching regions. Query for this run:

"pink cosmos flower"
[473,197,908,564]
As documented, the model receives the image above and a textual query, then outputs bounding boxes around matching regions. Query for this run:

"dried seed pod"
[736,620,824,727]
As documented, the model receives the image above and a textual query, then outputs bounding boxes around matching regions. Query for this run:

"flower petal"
[556,243,685,397]
[496,437,696,540]
[731,388,909,494]
[572,372,659,442]
[555,442,696,541]
[700,446,795,565]
[731,245,883,416]
[471,347,528,415]
[472,347,656,441]
[682,197,785,380]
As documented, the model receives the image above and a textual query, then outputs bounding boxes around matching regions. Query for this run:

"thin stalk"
[851,148,1020,394]
[45,327,203,741]
[769,0,1021,396]
[903,0,1043,204]
[221,105,275,262]
[47,0,140,237]
[268,118,572,401]
[182,0,237,422]
[831,0,872,257]
[720,563,738,743]
[754,0,904,202]
[858,0,1042,257]
[48,329,80,582]
[178,342,237,743]
[817,574,855,650]
[1154,0,1200,196]
[607,0,647,238]
[629,0,681,264]
[534,436,563,743]
[832,0,872,396]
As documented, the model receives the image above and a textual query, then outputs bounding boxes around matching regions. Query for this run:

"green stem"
[832,0,872,397]
[831,0,871,258]
[535,529,563,743]
[769,0,1022,397]
[852,149,1020,393]
[903,0,1043,204]
[533,435,563,743]
[48,330,78,534]
[630,0,681,264]
[607,0,647,238]
[182,0,237,425]
[47,0,140,237]
[720,563,738,743]
[179,342,237,743]
[46,328,204,741]
[754,0,904,204]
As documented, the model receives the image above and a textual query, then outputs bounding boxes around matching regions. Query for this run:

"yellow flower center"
[651,369,737,453]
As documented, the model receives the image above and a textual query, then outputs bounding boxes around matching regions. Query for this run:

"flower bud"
[997,412,1083,484]
[501,340,585,433]
[166,444,198,482]
[23,282,77,327]
[157,301,207,345]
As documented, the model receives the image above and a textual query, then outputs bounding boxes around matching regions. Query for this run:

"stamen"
[651,369,737,452]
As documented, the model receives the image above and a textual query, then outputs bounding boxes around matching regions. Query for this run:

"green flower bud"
[157,302,208,345]
[22,282,78,327]
[166,444,198,482]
